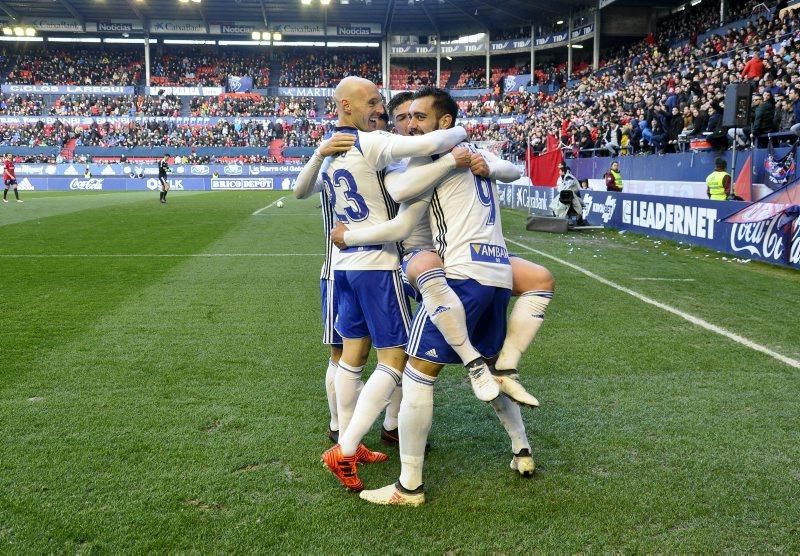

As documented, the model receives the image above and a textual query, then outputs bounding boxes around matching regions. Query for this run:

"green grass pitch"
[1,191,799,552]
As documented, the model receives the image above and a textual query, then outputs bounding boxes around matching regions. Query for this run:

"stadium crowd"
[4,47,143,86]
[277,50,382,88]
[189,95,318,117]
[49,94,183,117]
[150,48,271,87]
[0,94,45,116]
[0,0,795,165]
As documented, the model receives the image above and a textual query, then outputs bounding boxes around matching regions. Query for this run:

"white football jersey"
[386,158,435,253]
[319,186,340,280]
[323,128,401,270]
[429,145,512,289]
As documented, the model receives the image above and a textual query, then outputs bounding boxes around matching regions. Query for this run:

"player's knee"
[405,251,444,287]
[407,357,442,378]
[511,258,555,295]
[342,337,371,366]
[378,347,407,371]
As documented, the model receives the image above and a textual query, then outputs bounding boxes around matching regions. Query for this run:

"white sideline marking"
[0,253,325,258]
[506,237,800,370]
[632,278,696,282]
[252,196,286,215]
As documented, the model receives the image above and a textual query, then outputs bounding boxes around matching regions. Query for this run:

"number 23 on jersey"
[323,169,370,223]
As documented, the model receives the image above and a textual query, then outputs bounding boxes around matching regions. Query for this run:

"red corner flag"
[734,153,753,201]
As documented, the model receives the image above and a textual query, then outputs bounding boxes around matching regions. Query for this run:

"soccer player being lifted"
[332,87,555,505]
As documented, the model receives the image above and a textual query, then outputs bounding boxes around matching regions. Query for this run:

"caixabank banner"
[578,191,799,270]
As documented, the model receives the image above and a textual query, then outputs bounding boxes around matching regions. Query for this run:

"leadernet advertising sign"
[581,192,799,269]
[498,188,799,269]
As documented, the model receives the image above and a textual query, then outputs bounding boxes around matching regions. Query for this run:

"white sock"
[495,290,553,371]
[417,269,481,365]
[383,377,402,431]
[398,364,436,491]
[339,364,402,456]
[325,359,338,432]
[334,361,363,436]
[491,394,530,454]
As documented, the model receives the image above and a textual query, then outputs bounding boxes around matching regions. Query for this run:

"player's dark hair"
[386,91,413,118]
[378,112,389,125]
[412,86,458,128]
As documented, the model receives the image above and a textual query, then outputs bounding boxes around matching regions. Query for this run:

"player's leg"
[3,183,8,202]
[323,335,372,492]
[362,278,494,505]
[324,270,407,491]
[327,346,342,442]
[334,338,370,439]
[159,178,166,202]
[493,257,555,406]
[336,270,409,460]
[491,395,535,477]
[380,363,402,444]
[360,356,441,506]
[163,179,169,202]
[474,286,535,476]
[320,278,343,443]
[404,250,498,402]
[330,271,371,437]
[12,181,20,202]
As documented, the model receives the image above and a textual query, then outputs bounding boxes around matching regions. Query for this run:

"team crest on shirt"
[470,243,510,264]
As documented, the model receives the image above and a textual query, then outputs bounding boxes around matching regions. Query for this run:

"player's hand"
[318,133,356,157]
[450,147,471,169]
[470,153,491,177]
[331,221,350,250]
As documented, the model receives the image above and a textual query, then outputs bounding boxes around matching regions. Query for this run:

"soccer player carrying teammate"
[340,87,553,505]
[316,77,468,491]
[334,91,544,409]
[3,153,22,203]
[293,101,405,446]
[158,154,170,204]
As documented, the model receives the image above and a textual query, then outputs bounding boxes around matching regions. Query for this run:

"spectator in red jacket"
[741,52,765,80]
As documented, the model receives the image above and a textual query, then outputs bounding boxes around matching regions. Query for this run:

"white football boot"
[494,370,539,408]
[466,359,500,402]
[359,482,425,507]
[510,449,535,477]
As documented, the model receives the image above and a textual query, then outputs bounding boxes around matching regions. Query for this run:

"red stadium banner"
[734,153,753,202]
[525,144,562,187]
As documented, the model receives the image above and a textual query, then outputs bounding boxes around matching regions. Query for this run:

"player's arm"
[471,149,522,182]
[294,133,355,199]
[385,147,471,203]
[386,126,467,159]
[332,197,430,249]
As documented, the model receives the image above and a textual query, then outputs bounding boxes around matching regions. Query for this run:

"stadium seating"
[0,0,795,165]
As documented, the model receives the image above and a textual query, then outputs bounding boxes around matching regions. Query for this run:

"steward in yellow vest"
[706,158,731,200]
[604,161,623,191]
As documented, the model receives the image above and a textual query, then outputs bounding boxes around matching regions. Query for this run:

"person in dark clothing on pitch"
[158,154,170,204]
